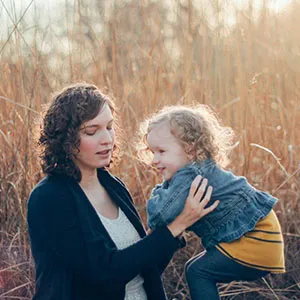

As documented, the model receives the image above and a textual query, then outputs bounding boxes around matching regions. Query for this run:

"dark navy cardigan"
[27,168,184,300]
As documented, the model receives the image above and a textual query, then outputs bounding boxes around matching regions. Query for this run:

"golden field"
[0,0,299,298]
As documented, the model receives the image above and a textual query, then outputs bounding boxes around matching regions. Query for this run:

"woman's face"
[75,104,115,174]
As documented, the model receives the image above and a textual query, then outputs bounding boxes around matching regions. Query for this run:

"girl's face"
[147,122,191,181]
[75,104,115,174]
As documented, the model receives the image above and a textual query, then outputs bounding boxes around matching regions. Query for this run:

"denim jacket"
[147,159,277,249]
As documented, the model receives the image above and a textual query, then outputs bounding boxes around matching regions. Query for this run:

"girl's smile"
[146,122,191,181]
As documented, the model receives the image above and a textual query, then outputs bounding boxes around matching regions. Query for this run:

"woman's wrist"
[167,215,187,237]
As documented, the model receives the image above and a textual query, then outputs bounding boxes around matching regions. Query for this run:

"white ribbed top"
[98,208,148,300]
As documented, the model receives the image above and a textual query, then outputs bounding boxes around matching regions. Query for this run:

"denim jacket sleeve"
[147,167,198,229]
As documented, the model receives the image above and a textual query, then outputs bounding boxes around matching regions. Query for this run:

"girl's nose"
[152,153,159,165]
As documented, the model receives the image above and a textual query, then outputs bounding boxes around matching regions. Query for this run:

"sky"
[0,0,293,39]
[3,0,292,11]
[1,0,293,21]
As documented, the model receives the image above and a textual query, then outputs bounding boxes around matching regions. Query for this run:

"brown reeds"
[0,0,299,298]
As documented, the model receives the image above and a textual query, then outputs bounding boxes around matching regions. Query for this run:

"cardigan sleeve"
[27,180,182,291]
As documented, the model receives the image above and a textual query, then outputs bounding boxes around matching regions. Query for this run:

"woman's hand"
[167,175,219,237]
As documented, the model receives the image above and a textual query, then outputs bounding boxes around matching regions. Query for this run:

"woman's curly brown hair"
[137,105,235,168]
[38,83,120,181]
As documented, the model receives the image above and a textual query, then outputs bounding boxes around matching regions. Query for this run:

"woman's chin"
[98,157,112,168]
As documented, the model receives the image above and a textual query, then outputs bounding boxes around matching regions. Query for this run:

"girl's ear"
[185,144,196,160]
[187,152,196,161]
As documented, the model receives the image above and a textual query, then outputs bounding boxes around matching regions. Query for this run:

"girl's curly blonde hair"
[137,105,235,168]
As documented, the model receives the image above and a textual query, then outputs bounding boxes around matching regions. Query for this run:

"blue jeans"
[185,247,269,300]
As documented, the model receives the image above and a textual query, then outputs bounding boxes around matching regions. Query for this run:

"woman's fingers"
[199,185,212,205]
[202,200,219,217]
[169,175,218,237]
[189,175,208,199]
[195,178,208,197]
[192,176,209,201]
[189,175,203,198]
[191,176,219,217]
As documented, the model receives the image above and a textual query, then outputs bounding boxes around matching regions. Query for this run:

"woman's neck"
[80,169,99,189]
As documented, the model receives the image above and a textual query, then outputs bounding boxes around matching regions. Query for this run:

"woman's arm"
[27,182,182,291]
[27,176,216,291]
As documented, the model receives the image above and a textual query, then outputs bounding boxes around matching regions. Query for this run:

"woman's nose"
[100,130,113,144]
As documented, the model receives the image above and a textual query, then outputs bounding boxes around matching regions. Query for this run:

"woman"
[27,83,218,300]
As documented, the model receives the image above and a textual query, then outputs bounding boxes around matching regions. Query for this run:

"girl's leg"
[185,247,269,300]
[185,250,220,300]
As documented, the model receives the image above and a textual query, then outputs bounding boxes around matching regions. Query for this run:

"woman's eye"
[159,149,165,153]
[107,126,113,130]
[85,131,96,136]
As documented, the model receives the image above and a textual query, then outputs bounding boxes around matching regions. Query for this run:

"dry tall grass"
[0,0,299,299]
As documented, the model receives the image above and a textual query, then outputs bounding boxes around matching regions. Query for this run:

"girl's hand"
[167,175,219,237]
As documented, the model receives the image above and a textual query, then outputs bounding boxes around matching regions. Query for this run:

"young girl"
[138,105,285,300]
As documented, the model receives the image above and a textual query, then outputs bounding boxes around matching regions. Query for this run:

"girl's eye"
[107,126,113,130]
[159,149,165,154]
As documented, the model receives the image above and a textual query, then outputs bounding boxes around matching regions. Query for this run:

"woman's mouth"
[96,149,111,156]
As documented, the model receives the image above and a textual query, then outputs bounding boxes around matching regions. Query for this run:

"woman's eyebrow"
[79,124,98,131]
[80,119,113,130]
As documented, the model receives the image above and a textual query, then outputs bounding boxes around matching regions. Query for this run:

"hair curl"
[38,83,120,181]
[137,105,235,167]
